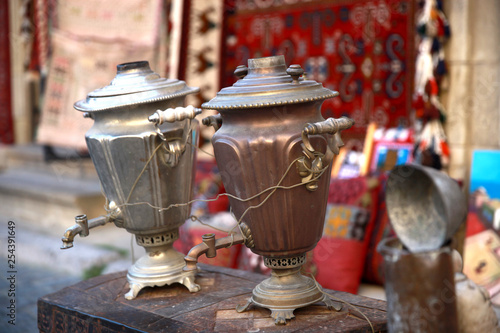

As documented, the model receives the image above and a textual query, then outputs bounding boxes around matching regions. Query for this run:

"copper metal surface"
[205,55,352,258]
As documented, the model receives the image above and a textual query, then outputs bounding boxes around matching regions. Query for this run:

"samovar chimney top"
[248,55,284,69]
[116,61,151,74]
[244,55,287,79]
[247,55,286,73]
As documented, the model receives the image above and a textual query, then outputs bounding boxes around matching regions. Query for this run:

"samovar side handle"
[297,116,354,191]
[148,106,202,166]
[301,116,354,155]
[148,105,202,125]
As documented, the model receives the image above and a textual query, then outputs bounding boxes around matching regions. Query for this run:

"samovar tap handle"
[301,116,354,155]
[148,105,202,125]
[202,114,223,131]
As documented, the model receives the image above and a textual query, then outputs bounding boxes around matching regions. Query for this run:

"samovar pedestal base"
[125,242,199,300]
[236,256,342,325]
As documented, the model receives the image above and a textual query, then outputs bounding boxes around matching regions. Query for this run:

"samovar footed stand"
[125,229,199,300]
[236,254,342,325]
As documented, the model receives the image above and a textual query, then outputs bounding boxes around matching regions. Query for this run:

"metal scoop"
[386,164,467,252]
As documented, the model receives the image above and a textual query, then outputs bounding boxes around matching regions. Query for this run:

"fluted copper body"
[212,104,332,257]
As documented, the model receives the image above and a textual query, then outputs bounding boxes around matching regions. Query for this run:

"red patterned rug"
[221,0,415,140]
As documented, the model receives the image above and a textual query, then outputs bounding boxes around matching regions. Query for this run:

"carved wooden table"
[38,264,387,332]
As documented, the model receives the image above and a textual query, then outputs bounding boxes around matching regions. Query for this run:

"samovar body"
[186,55,353,324]
[85,99,195,237]
[62,61,201,299]
[212,103,331,257]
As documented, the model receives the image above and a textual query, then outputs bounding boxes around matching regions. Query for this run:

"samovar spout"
[60,214,114,249]
[184,233,245,272]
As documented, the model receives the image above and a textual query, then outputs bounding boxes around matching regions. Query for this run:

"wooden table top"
[38,264,387,332]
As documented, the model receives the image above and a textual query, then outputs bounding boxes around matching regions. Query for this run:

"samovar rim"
[74,86,199,112]
[201,90,339,110]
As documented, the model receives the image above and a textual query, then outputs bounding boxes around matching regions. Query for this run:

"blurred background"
[1,0,500,331]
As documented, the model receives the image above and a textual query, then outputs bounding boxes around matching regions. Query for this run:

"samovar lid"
[74,61,199,112]
[202,55,338,110]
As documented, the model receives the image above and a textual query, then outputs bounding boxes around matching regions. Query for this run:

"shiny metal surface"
[125,230,200,300]
[190,55,352,324]
[378,237,459,332]
[62,61,200,299]
[386,164,467,252]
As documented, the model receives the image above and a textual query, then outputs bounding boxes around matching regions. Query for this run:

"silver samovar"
[183,55,354,324]
[61,61,201,299]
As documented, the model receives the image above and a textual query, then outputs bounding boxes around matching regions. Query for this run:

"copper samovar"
[60,61,201,299]
[184,55,354,324]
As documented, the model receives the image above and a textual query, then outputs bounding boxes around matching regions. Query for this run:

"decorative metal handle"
[301,116,354,155]
[148,105,201,167]
[297,116,354,192]
[148,105,202,125]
